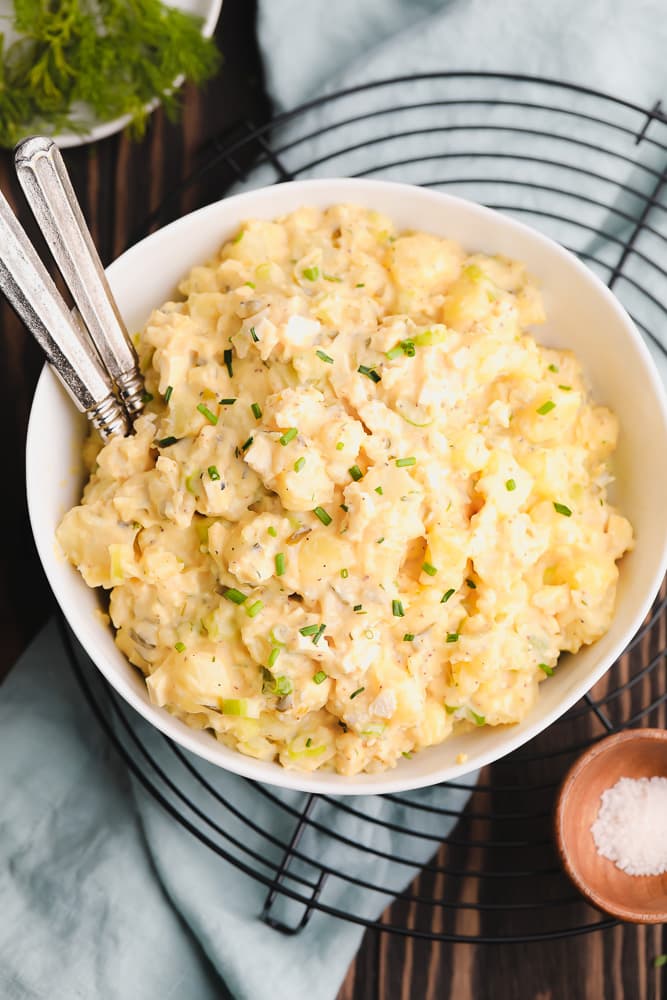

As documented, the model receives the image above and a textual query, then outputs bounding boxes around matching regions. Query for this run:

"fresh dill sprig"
[0,0,221,148]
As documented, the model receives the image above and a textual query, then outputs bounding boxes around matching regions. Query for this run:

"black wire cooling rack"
[68,74,667,944]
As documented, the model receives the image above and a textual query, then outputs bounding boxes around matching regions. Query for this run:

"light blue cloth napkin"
[4,2,667,998]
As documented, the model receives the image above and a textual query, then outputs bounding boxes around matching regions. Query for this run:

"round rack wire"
[68,73,667,944]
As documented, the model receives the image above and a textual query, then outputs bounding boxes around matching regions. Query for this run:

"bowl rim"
[25,176,667,795]
[554,728,667,923]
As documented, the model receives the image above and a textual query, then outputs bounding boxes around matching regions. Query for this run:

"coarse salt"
[590,775,667,876]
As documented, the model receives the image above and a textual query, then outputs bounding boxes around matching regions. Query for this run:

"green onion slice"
[279,427,298,446]
[313,506,332,525]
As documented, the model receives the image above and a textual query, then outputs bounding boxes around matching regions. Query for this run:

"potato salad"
[56,204,634,775]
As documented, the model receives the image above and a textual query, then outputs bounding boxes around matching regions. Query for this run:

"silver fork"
[0,185,130,441]
[14,136,145,423]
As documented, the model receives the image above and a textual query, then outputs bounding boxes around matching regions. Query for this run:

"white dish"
[0,0,223,148]
[25,178,667,795]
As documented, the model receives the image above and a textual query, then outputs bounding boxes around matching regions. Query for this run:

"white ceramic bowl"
[25,178,667,795]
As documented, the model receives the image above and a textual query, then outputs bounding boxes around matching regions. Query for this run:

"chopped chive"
[299,624,320,636]
[376,537,384,545]
[401,339,416,357]
[223,587,247,605]
[340,503,349,512]
[386,345,403,360]
[374,486,383,495]
[539,663,554,676]
[316,349,334,364]
[157,436,179,448]
[505,478,517,492]
[241,436,254,452]
[422,562,438,577]
[466,578,477,589]
[174,641,186,653]
[396,457,416,468]
[250,326,259,342]
[251,402,262,420]
[272,676,292,696]
[444,704,458,714]
[219,397,236,405]
[340,568,349,579]
[553,502,572,517]
[470,709,486,726]
[224,349,233,378]
[355,282,365,288]
[335,441,344,451]
[558,384,572,391]
[536,400,556,415]
[275,553,286,576]
[279,427,298,446]
[246,600,263,618]
[349,464,363,481]
[392,599,405,617]
[358,364,381,383]
[302,266,319,281]
[547,363,559,372]
[441,588,455,603]
[353,604,363,612]
[312,624,326,645]
[306,738,312,747]
[403,633,415,642]
[313,506,332,525]
[197,402,218,425]
[313,670,327,684]
[294,456,306,472]
[268,526,278,537]
[244,281,256,289]
[164,385,173,403]
[208,465,220,480]
[267,647,281,668]
[446,632,459,643]
[232,229,244,243]
[350,686,365,699]
[402,751,413,759]
[141,391,153,403]
[323,273,342,282]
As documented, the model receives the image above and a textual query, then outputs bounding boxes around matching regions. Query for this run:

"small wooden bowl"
[554,728,667,923]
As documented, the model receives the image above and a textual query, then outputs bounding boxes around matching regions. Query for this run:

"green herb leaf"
[441,588,455,603]
[536,400,556,415]
[392,599,405,617]
[553,502,572,517]
[0,0,221,149]
[316,349,334,364]
[349,464,363,481]
[275,552,286,576]
[358,364,381,383]
[294,456,306,472]
[422,562,438,577]
[313,670,327,684]
[279,427,298,446]
[313,506,332,525]
[208,465,220,481]
[396,457,416,467]
[164,385,173,403]
[251,402,262,420]
[538,663,554,676]
[302,266,319,281]
[223,587,247,605]
[350,686,365,699]
[197,402,218,425]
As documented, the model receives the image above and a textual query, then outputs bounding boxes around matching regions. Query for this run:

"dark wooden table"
[1,2,665,997]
